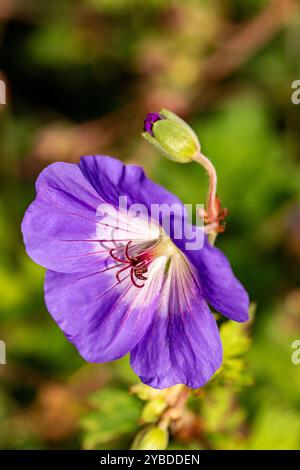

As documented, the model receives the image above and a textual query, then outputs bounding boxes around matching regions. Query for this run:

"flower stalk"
[193,151,228,244]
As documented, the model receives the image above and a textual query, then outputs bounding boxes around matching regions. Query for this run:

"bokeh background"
[0,0,300,450]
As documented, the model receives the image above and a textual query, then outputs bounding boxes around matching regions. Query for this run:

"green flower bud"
[141,397,167,423]
[131,425,169,450]
[142,109,200,163]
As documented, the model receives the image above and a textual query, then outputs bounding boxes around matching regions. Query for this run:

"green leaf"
[212,309,254,388]
[81,388,142,449]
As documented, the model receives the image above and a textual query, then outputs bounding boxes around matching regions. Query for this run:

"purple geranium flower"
[22,155,249,389]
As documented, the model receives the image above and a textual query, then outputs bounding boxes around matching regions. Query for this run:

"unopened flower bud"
[131,425,169,450]
[141,397,167,423]
[142,109,200,163]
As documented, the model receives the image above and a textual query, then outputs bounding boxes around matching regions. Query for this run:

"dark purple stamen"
[144,112,163,136]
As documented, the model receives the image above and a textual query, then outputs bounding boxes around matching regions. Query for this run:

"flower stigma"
[109,231,181,289]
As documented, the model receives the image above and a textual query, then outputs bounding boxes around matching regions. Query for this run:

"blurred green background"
[0,0,300,450]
